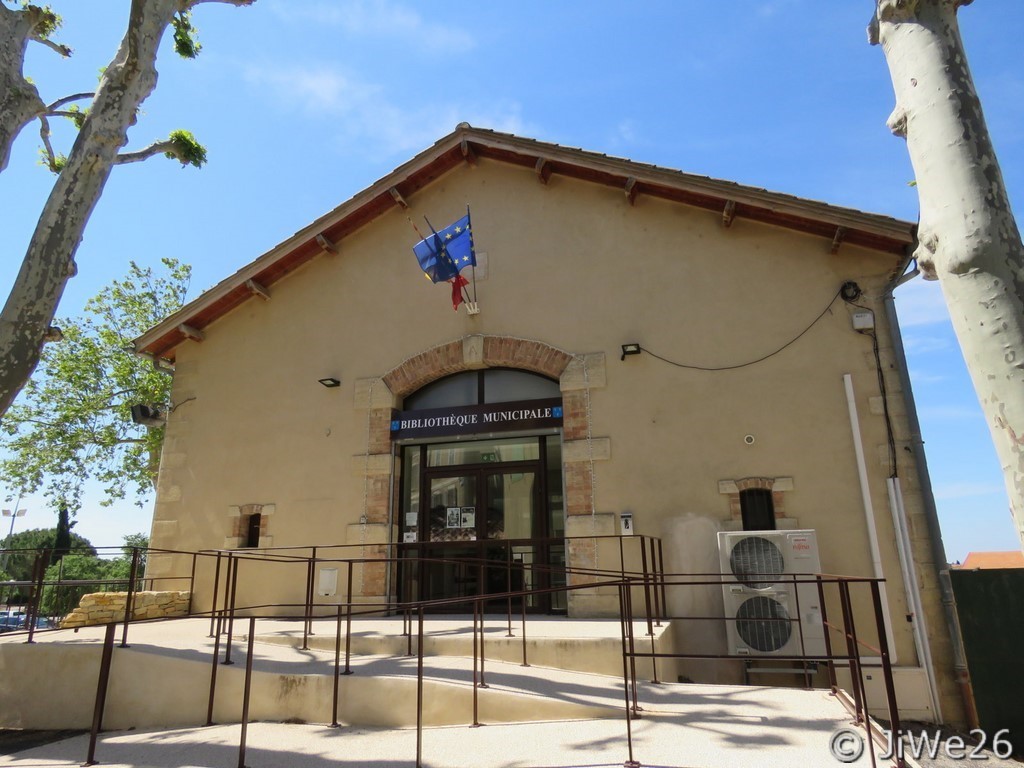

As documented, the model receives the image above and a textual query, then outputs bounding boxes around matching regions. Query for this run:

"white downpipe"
[890,477,943,722]
[843,373,897,663]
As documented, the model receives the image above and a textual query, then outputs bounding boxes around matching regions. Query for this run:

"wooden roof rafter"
[134,124,916,363]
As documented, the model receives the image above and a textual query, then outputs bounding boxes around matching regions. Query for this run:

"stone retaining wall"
[60,590,190,628]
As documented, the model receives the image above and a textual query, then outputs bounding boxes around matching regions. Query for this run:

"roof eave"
[134,124,916,361]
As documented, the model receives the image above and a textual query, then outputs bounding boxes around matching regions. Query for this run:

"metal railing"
[1,541,904,768]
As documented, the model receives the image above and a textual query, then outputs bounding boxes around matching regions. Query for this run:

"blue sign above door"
[391,397,563,440]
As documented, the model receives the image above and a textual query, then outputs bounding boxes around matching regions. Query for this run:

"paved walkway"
[0,617,902,767]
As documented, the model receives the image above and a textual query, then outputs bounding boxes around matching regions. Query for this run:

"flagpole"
[424,215,473,308]
[466,204,478,305]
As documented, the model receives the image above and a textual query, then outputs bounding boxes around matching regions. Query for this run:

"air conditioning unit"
[718,529,826,658]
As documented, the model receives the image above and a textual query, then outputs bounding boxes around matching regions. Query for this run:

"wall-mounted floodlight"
[318,377,341,388]
[620,343,641,361]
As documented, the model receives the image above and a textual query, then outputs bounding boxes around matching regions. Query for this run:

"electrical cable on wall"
[638,285,845,371]
[842,284,900,479]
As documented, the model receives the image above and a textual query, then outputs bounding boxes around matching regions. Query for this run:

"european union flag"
[412,214,475,284]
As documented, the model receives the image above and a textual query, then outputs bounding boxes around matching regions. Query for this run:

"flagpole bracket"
[465,302,481,316]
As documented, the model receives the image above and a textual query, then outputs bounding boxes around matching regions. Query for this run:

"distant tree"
[0,0,254,419]
[0,259,190,510]
[41,532,149,617]
[871,1,1024,547]
[52,502,73,563]
[1,525,94,603]
[41,552,111,618]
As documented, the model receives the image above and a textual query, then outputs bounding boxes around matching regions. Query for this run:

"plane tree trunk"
[0,0,179,417]
[871,0,1024,547]
[0,5,47,173]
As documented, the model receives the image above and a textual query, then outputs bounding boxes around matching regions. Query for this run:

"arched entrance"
[352,335,607,613]
[395,369,566,612]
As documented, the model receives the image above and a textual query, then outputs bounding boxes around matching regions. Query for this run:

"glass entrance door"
[419,469,539,607]
[399,435,564,612]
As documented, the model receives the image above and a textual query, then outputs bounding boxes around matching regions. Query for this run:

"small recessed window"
[740,489,775,531]
[244,513,262,548]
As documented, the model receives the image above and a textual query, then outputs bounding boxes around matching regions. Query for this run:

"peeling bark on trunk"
[872,0,1024,547]
[0,6,46,172]
[0,0,180,417]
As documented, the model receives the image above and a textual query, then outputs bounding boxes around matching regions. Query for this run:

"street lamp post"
[2,502,27,574]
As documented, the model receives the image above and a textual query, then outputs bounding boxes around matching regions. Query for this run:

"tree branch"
[45,92,94,112]
[187,0,257,7]
[37,115,59,172]
[114,140,179,165]
[30,35,71,57]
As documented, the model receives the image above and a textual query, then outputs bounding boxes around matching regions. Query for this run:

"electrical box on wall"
[318,567,338,597]
[620,512,633,535]
[852,311,875,331]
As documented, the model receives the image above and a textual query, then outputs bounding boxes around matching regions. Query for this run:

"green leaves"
[165,129,206,168]
[0,259,191,511]
[171,11,202,59]
[22,2,62,40]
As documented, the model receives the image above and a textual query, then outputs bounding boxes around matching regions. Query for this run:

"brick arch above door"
[353,334,608,527]
[382,336,573,396]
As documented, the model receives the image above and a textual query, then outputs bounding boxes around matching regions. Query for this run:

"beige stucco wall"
[144,158,961,723]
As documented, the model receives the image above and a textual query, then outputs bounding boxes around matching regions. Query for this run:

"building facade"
[134,125,964,724]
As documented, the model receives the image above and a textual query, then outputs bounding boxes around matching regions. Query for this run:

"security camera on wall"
[130,404,166,427]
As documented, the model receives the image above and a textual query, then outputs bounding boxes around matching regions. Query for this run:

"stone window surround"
[224,503,276,549]
[718,476,798,531]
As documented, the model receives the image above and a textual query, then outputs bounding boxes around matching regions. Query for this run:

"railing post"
[871,579,905,768]
[639,540,654,638]
[657,538,668,624]
[505,542,514,637]
[817,575,838,693]
[83,623,117,766]
[188,553,197,615]
[26,548,50,643]
[791,572,810,686]
[619,582,640,768]
[478,593,488,689]
[343,560,354,675]
[837,580,864,723]
[120,547,141,648]
[416,606,424,768]
[209,551,222,638]
[520,587,529,667]
[302,548,316,649]
[237,617,256,768]
[472,598,480,727]
[206,612,223,726]
[223,555,238,665]
[332,603,343,727]
[648,537,662,628]
[624,579,641,716]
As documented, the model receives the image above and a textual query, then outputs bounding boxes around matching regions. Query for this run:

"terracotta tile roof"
[133,123,917,363]
[958,551,1024,569]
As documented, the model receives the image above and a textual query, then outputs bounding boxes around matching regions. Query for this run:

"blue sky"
[1,1,1021,562]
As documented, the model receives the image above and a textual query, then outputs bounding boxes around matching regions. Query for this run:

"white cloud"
[902,334,950,355]
[907,371,947,384]
[616,120,637,144]
[892,278,950,327]
[917,404,982,422]
[933,481,1006,501]
[268,0,475,52]
[245,64,535,159]
[757,0,798,18]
